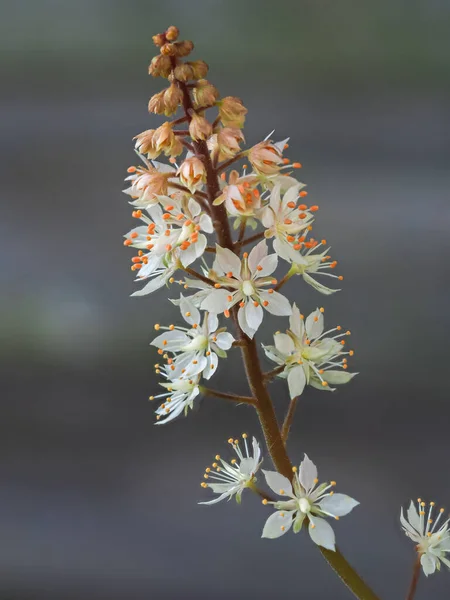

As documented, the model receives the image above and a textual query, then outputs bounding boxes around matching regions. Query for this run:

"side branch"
[263,365,284,382]
[183,267,215,287]
[281,396,298,443]
[200,387,256,405]
[234,231,265,250]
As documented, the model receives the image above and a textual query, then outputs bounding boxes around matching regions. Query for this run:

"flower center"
[241,280,255,297]
[182,335,208,352]
[298,497,312,514]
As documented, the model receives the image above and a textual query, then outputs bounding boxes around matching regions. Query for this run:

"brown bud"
[193,80,219,108]
[218,96,247,128]
[165,26,179,42]
[134,129,156,156]
[208,127,244,162]
[173,40,194,57]
[153,122,183,157]
[152,33,166,47]
[161,43,177,56]
[189,113,213,141]
[148,55,172,78]
[187,60,209,79]
[177,157,206,192]
[173,63,194,82]
[163,83,183,115]
[148,90,166,115]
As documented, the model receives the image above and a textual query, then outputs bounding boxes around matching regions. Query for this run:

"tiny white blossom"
[200,434,262,504]
[150,360,202,425]
[262,454,359,550]
[263,304,356,398]
[401,499,450,576]
[151,295,234,380]
[261,183,315,262]
[200,240,292,338]
[123,158,176,207]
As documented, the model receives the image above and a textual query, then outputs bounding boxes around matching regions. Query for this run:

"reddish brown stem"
[281,396,299,443]
[405,556,421,600]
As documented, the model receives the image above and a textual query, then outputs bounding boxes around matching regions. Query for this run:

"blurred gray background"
[1,0,450,598]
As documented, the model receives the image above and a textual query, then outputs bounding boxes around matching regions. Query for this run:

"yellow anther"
[228,438,234,444]
[201,482,208,488]
[319,307,325,313]
[420,511,425,515]
[215,455,220,460]
[329,491,334,496]
[216,467,221,472]
[279,489,285,495]
[292,466,297,472]
[169,324,175,330]
[280,512,285,517]
[205,468,211,473]
[430,502,435,506]
[313,478,319,484]
[234,439,239,445]
[427,532,432,537]
[310,524,316,529]
[440,508,445,513]
[346,330,351,335]
[330,481,336,486]
[349,350,354,356]
[242,433,248,439]
[155,369,160,374]
[281,526,285,531]
[421,502,426,507]
[417,498,422,503]
[185,312,191,317]
[322,381,328,387]
[335,516,340,520]
[231,458,237,464]
[262,499,268,505]
[203,474,209,479]
[212,462,218,468]
[149,396,154,401]
[154,324,160,330]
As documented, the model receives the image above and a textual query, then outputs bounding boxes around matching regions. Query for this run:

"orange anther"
[146,243,154,250]
[162,213,170,220]
[338,275,344,281]
[298,204,307,210]
[282,158,290,164]
[214,283,222,288]
[253,189,260,198]
[293,162,302,168]
[239,301,245,308]
[226,271,233,278]
[263,300,269,307]
[268,289,274,294]
[227,295,233,302]
[124,239,132,246]
[131,256,141,263]
[284,218,293,225]
[132,210,142,218]
[130,232,138,239]
[287,202,296,209]
[224,309,230,318]
[243,252,248,259]
[165,244,172,251]
[299,212,307,219]
[310,205,319,212]
[220,172,226,180]
[256,265,263,271]
[127,166,137,173]
[286,235,295,243]
[253,301,259,307]
[165,205,174,211]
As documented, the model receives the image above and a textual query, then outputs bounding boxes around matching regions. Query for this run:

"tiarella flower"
[248,139,286,176]
[214,170,261,219]
[207,128,245,162]
[123,159,176,207]
[150,361,202,424]
[177,156,206,192]
[151,295,234,380]
[192,79,219,109]
[261,182,315,262]
[263,304,356,398]
[261,454,359,550]
[217,96,248,129]
[201,240,292,339]
[401,499,450,576]
[135,123,182,159]
[189,113,213,141]
[124,197,213,276]
[199,434,262,504]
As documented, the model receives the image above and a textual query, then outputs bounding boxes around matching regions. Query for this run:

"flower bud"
[152,33,166,47]
[248,141,284,175]
[163,83,183,115]
[218,96,247,128]
[153,122,183,157]
[208,127,244,162]
[165,26,179,41]
[134,129,156,156]
[161,43,177,56]
[177,157,206,192]
[187,60,209,79]
[173,40,194,57]
[189,113,213,141]
[193,80,219,108]
[173,63,194,82]
[148,55,172,78]
[148,90,166,114]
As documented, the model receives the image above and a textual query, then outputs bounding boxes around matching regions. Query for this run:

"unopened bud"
[163,83,183,115]
[161,43,177,56]
[177,157,206,192]
[173,40,194,57]
[165,26,179,41]
[173,63,194,82]
[153,122,183,157]
[148,54,172,78]
[193,79,219,108]
[148,90,166,115]
[189,113,212,141]
[187,60,209,79]
[218,96,247,128]
[208,127,244,162]
[152,33,166,47]
[134,129,157,156]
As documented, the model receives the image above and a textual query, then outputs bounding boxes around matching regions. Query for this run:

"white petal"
[309,516,336,551]
[262,470,293,497]
[201,289,231,313]
[245,301,264,332]
[199,213,214,233]
[305,308,324,340]
[303,272,339,295]
[274,333,295,355]
[214,331,234,350]
[151,330,190,350]
[248,240,268,273]
[215,245,242,277]
[421,553,437,576]
[255,253,278,277]
[261,510,294,539]
[289,303,304,338]
[322,370,357,385]
[299,454,318,491]
[203,351,218,380]
[207,312,219,333]
[260,290,292,316]
[319,494,359,517]
[238,305,257,339]
[131,273,167,296]
[180,295,201,326]
[269,184,282,213]
[287,365,306,399]
[407,501,422,533]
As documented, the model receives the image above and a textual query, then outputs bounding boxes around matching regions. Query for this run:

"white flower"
[401,499,450,576]
[123,158,176,207]
[151,295,235,380]
[213,170,262,219]
[261,183,315,263]
[200,434,262,504]
[261,454,359,550]
[200,240,292,338]
[150,361,202,425]
[263,304,356,398]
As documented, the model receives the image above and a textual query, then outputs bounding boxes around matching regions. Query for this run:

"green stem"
[320,547,381,600]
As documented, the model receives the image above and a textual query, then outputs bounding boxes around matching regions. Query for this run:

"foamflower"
[262,455,359,550]
[401,499,450,576]
[200,434,262,504]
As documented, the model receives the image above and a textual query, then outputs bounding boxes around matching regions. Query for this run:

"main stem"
[178,79,380,600]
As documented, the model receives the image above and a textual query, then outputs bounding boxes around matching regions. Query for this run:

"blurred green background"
[1,1,450,598]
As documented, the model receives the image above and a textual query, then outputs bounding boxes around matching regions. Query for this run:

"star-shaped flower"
[262,455,359,550]
[263,304,356,398]
[200,434,262,504]
[401,499,450,576]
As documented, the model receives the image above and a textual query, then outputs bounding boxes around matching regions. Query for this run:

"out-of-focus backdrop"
[1,1,450,598]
